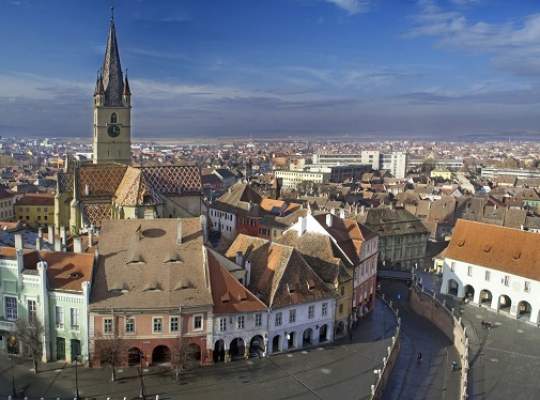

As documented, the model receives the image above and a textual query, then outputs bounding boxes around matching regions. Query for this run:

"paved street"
[423,271,540,400]
[380,280,461,400]
[0,299,396,400]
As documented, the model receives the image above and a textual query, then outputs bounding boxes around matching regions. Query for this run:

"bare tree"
[15,318,43,374]
[95,333,126,382]
[171,337,200,382]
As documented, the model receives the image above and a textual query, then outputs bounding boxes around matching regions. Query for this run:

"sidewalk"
[0,299,397,400]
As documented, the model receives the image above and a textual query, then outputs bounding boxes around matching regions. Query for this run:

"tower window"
[110,113,117,124]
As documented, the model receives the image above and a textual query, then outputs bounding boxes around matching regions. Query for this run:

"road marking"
[301,351,308,354]
[287,354,293,358]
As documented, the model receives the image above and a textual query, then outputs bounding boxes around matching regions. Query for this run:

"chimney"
[47,225,54,245]
[339,209,345,219]
[38,227,43,239]
[37,260,48,289]
[176,220,183,245]
[54,237,62,252]
[36,236,42,251]
[361,205,366,215]
[330,208,336,215]
[73,236,82,253]
[235,251,244,266]
[326,213,333,228]
[15,232,24,272]
[298,216,307,235]
[84,184,90,196]
[14,232,23,251]
[200,215,208,242]
[245,260,252,286]
[88,229,94,247]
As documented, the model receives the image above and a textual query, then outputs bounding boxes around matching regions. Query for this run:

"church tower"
[92,11,131,164]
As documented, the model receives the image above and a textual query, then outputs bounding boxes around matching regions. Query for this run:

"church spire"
[101,9,124,106]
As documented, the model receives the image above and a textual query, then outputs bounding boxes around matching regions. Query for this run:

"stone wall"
[371,294,401,400]
[409,284,469,400]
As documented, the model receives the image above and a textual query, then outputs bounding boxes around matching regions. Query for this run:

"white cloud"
[324,0,371,15]
[406,1,540,76]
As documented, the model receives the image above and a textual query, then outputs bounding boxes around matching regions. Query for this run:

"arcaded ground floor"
[0,299,396,400]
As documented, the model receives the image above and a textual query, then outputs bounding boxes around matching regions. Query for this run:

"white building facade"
[268,300,335,354]
[441,219,540,325]
[274,170,330,189]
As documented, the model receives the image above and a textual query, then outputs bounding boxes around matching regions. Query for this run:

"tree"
[171,337,200,382]
[95,332,126,382]
[15,318,43,374]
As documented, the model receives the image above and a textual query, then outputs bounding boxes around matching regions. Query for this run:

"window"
[5,296,17,321]
[289,309,296,323]
[485,270,490,281]
[237,315,245,329]
[308,305,315,319]
[339,304,344,314]
[69,308,79,329]
[55,306,64,328]
[125,318,135,333]
[170,316,179,332]
[153,317,163,333]
[340,286,345,296]
[255,313,262,327]
[27,299,36,323]
[193,315,203,330]
[503,275,510,287]
[110,113,117,123]
[219,317,227,332]
[70,308,79,330]
[322,303,328,317]
[467,266,472,277]
[524,281,531,293]
[103,318,113,334]
[275,312,282,327]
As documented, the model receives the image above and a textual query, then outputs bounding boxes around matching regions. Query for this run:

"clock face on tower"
[108,124,121,138]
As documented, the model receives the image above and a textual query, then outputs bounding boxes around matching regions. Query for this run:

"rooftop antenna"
[110,5,115,21]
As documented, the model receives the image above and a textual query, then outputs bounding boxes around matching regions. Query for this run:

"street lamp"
[138,350,145,400]
[10,353,17,398]
[74,355,80,400]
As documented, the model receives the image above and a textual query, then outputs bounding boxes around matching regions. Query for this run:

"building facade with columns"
[441,219,540,325]
[225,234,336,354]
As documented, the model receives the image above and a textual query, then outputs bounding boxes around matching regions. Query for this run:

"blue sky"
[2,0,540,139]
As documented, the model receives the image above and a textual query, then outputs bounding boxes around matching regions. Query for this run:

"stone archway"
[287,332,296,349]
[152,345,171,365]
[128,347,141,367]
[464,285,475,301]
[479,289,493,307]
[447,279,459,296]
[213,340,225,363]
[319,324,328,343]
[249,335,265,358]
[517,301,532,320]
[272,335,281,353]
[302,328,313,347]
[229,338,246,360]
[498,294,512,313]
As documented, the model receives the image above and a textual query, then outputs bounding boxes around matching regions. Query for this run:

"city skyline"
[2,0,540,138]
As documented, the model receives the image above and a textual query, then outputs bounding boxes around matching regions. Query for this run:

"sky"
[2,0,540,139]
